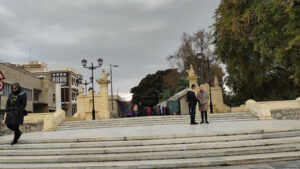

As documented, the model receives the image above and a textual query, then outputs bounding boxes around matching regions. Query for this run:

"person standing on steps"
[5,83,27,145]
[132,104,138,117]
[137,102,144,117]
[187,84,199,125]
[197,85,209,124]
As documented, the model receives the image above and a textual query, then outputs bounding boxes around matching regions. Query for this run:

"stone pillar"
[97,79,111,119]
[186,65,200,114]
[186,65,199,90]
[55,84,61,110]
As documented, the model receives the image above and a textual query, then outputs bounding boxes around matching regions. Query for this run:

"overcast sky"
[0,0,220,100]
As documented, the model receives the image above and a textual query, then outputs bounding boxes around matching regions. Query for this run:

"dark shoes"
[200,121,209,124]
[11,131,22,145]
[16,131,22,140]
[190,122,198,125]
[11,139,18,145]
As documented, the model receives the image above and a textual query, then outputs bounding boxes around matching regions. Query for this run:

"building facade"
[108,95,125,118]
[22,61,83,117]
[0,62,56,113]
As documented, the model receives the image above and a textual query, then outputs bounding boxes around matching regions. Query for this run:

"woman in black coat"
[5,83,27,145]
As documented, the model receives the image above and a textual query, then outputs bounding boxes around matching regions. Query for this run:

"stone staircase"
[2,125,300,168]
[57,112,258,131]
[2,112,300,168]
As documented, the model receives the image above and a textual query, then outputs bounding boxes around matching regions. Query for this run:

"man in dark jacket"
[187,84,199,125]
[5,83,27,145]
[137,102,144,116]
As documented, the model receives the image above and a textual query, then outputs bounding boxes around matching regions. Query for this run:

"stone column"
[186,65,200,90]
[97,79,111,119]
[55,84,61,110]
[186,65,200,114]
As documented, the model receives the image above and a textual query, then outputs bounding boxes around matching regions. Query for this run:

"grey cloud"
[0,0,220,100]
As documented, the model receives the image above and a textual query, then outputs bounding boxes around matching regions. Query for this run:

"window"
[61,88,69,102]
[3,83,32,100]
[3,83,11,96]
[23,88,32,101]
[33,90,39,101]
[51,72,68,84]
[53,94,56,103]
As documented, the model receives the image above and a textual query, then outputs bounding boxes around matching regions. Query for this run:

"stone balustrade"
[246,98,300,120]
[0,110,65,136]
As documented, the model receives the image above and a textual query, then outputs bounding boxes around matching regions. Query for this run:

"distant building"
[22,61,83,117]
[108,95,125,118]
[0,62,57,113]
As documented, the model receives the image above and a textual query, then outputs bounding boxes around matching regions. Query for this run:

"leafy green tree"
[214,0,300,102]
[161,89,172,101]
[175,77,189,93]
[130,69,185,106]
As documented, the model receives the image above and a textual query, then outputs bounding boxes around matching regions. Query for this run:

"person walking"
[138,102,144,116]
[197,85,209,124]
[187,84,199,125]
[5,83,27,145]
[133,104,138,117]
[147,107,151,116]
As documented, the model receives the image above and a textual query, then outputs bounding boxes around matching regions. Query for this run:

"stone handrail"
[246,98,300,120]
[42,110,66,131]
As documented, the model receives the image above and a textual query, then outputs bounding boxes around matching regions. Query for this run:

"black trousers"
[190,104,196,123]
[6,124,20,139]
[201,111,208,122]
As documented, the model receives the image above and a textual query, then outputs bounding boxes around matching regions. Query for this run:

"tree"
[130,69,185,107]
[167,29,225,87]
[214,0,300,102]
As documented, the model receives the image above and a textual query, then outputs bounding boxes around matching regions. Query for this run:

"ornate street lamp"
[81,58,103,120]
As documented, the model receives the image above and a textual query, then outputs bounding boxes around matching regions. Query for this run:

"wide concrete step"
[60,118,257,126]
[0,144,299,163]
[2,128,300,146]
[57,113,258,130]
[1,151,300,169]
[56,119,259,130]
[62,112,256,123]
[60,117,257,125]
[1,131,300,154]
[59,118,257,126]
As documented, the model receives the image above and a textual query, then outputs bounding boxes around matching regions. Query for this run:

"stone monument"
[74,70,111,120]
[186,64,233,113]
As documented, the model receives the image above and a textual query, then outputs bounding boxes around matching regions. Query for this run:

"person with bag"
[5,83,27,145]
[197,85,209,124]
[187,84,199,125]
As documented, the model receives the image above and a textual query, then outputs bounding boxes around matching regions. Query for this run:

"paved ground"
[1,120,300,142]
[193,160,300,169]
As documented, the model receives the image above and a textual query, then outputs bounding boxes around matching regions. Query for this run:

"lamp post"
[110,64,119,111]
[81,58,103,120]
[196,53,214,114]
[207,57,214,114]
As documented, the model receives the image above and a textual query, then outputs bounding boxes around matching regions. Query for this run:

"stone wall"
[0,62,56,112]
[271,108,300,120]
[186,65,240,113]
[75,71,111,120]
[0,110,65,135]
[0,122,43,136]
[246,98,300,120]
